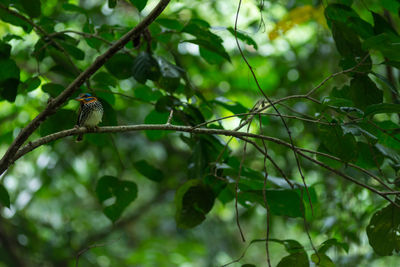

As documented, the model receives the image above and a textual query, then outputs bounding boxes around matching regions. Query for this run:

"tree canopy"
[1,0,400,266]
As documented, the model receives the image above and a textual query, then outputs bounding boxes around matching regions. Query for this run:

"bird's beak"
[74,97,82,101]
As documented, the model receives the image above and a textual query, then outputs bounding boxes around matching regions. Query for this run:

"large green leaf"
[349,75,382,110]
[129,0,148,11]
[175,179,215,229]
[367,203,400,256]
[319,124,358,162]
[96,176,138,222]
[105,53,135,80]
[364,103,400,117]
[239,189,305,218]
[271,239,309,267]
[132,52,160,83]
[0,58,20,102]
[363,33,400,61]
[156,57,182,92]
[20,0,41,18]
[42,83,64,98]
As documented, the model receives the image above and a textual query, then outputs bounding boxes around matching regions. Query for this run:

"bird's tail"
[76,134,84,142]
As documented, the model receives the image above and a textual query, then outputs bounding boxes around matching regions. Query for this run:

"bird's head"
[75,93,98,103]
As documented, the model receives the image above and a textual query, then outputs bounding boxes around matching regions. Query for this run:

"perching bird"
[74,93,103,142]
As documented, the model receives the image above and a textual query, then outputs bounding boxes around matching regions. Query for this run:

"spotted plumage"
[74,93,103,141]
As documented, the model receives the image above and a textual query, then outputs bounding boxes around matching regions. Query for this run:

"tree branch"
[0,0,171,175]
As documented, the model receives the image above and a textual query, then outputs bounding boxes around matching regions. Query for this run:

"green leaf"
[59,41,85,60]
[240,189,305,218]
[129,0,147,11]
[42,83,64,98]
[319,124,358,162]
[349,75,383,110]
[214,98,248,114]
[318,238,349,254]
[134,85,163,102]
[108,0,117,8]
[372,12,397,35]
[96,176,138,222]
[0,58,20,102]
[311,253,334,267]
[0,8,33,32]
[363,33,400,61]
[134,160,164,182]
[370,71,399,97]
[20,0,41,18]
[62,3,87,14]
[105,53,134,80]
[367,203,400,256]
[175,179,215,229]
[227,27,258,49]
[20,76,41,93]
[277,252,309,267]
[132,52,160,83]
[325,4,373,39]
[156,18,183,31]
[40,109,76,137]
[364,103,400,117]
[271,240,308,267]
[184,39,231,63]
[157,57,182,92]
[0,184,10,208]
[0,41,11,58]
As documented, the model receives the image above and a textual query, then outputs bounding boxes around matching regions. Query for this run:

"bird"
[74,93,104,142]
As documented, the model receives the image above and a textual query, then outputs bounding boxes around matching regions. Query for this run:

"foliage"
[1,0,400,266]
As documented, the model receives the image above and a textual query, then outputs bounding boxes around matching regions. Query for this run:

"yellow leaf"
[269,5,326,40]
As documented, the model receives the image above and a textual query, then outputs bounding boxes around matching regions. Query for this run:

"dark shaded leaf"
[367,203,400,256]
[0,41,11,58]
[134,160,164,182]
[240,189,305,218]
[132,52,160,83]
[134,85,163,102]
[105,53,135,80]
[157,57,182,92]
[311,253,334,267]
[0,8,33,32]
[364,103,400,117]
[349,75,382,110]
[319,124,358,162]
[318,238,349,254]
[129,0,147,11]
[42,83,64,98]
[20,76,41,92]
[20,0,41,18]
[156,18,183,30]
[175,179,214,229]
[108,0,117,8]
[96,176,138,222]
[363,33,400,61]
[0,58,20,102]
